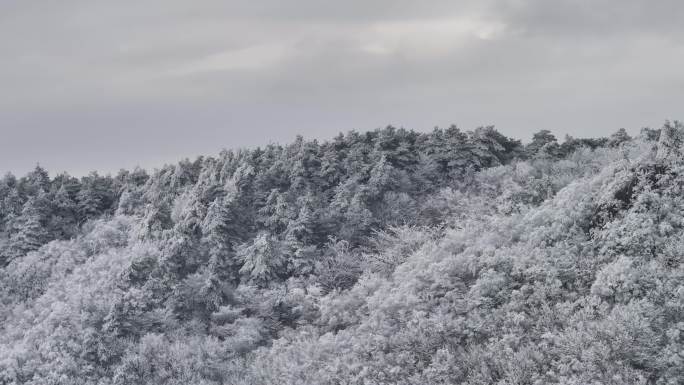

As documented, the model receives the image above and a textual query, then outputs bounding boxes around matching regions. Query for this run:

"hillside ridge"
[0,123,682,384]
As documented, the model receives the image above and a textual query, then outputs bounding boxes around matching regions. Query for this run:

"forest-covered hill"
[0,123,681,384]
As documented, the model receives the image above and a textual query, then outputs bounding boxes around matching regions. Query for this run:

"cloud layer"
[2,0,683,175]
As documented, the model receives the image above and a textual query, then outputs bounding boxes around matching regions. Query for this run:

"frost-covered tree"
[77,173,108,219]
[526,129,561,159]
[608,127,632,147]
[237,232,287,285]
[200,197,244,284]
[4,195,48,264]
[656,120,684,162]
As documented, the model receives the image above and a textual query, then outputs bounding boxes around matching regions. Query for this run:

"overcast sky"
[2,0,683,176]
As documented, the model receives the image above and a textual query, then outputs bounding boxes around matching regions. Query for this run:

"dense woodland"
[0,123,681,384]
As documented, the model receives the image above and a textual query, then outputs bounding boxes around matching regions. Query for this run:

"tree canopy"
[0,124,681,385]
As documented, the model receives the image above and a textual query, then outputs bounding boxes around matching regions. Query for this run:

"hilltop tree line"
[0,123,681,385]
[0,125,634,269]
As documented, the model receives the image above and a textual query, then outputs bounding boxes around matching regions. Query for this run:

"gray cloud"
[1,0,683,176]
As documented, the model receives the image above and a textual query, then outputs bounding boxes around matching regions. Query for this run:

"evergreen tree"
[20,164,50,196]
[237,232,287,285]
[608,127,632,147]
[4,196,48,264]
[526,129,561,159]
[201,198,241,284]
[77,186,103,220]
[50,184,78,237]
[0,179,21,233]
[443,125,470,171]
[655,120,684,162]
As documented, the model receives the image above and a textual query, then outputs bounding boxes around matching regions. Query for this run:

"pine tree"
[526,129,561,159]
[77,182,104,220]
[0,181,21,233]
[4,196,48,264]
[608,128,632,147]
[201,198,240,284]
[50,184,78,237]
[237,232,287,285]
[655,120,684,163]
[20,165,50,196]
[367,155,397,198]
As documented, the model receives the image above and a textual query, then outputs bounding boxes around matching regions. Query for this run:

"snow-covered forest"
[0,123,681,384]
